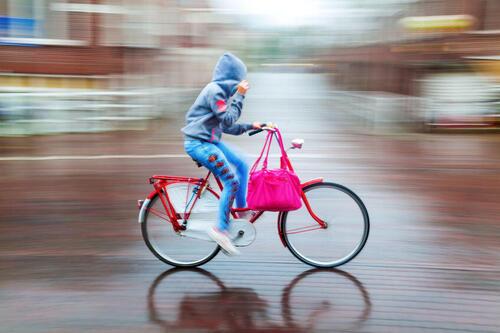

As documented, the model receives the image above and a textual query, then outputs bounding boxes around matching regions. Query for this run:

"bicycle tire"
[280,182,370,268]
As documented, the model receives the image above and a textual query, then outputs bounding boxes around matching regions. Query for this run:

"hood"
[212,52,247,97]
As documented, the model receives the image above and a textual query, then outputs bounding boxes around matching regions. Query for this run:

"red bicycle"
[137,125,369,268]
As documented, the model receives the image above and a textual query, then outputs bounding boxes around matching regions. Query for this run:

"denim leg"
[215,141,249,209]
[184,140,239,231]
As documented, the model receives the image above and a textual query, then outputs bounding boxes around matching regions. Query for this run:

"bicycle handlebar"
[248,123,274,136]
[248,128,263,136]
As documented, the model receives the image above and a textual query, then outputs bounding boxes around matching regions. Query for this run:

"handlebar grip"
[248,123,267,136]
[248,128,263,136]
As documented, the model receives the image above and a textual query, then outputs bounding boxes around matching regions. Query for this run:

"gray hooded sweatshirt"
[181,53,253,142]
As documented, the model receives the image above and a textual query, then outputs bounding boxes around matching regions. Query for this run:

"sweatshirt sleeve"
[222,123,253,135]
[208,88,245,128]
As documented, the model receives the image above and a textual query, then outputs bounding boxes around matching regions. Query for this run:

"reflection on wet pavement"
[147,268,371,333]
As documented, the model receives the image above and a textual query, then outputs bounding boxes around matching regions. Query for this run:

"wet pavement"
[1,73,499,332]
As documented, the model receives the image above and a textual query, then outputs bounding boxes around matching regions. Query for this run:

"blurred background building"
[0,0,499,135]
[0,0,240,135]
[319,0,500,131]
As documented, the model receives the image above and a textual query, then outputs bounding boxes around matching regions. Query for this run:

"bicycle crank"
[229,219,256,247]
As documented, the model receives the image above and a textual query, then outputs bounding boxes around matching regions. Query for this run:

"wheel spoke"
[142,183,220,267]
[148,207,170,221]
[282,182,369,268]
[286,224,325,234]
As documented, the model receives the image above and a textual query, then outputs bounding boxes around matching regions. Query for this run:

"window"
[0,0,36,38]
[0,0,70,43]
[100,0,162,48]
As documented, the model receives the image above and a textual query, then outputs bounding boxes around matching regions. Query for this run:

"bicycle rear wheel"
[142,183,220,267]
[280,182,369,268]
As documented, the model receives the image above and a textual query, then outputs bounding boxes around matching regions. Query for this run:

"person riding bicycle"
[182,52,260,255]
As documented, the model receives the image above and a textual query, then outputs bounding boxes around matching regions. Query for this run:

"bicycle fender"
[138,198,151,224]
[301,177,324,188]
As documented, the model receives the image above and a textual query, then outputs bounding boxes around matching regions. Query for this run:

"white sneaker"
[208,227,240,256]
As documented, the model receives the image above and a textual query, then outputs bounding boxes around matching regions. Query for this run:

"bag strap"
[251,128,291,172]
[274,128,288,158]
[274,128,291,170]
[261,131,276,169]
[250,130,274,173]
[272,128,292,170]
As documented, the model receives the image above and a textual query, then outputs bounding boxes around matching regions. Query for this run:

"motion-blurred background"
[0,0,499,134]
[1,2,499,332]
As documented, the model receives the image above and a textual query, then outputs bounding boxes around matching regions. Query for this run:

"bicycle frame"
[138,130,326,247]
[141,173,214,232]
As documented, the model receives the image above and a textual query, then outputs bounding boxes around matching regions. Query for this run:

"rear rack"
[149,175,204,185]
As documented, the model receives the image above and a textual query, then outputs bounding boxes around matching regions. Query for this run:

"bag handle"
[261,132,276,169]
[250,130,274,173]
[251,128,290,173]
[274,128,292,170]
[262,129,287,169]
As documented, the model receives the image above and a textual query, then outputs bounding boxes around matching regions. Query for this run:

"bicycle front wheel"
[142,184,220,267]
[280,182,369,268]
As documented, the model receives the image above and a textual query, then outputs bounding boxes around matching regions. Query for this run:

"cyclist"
[182,52,260,255]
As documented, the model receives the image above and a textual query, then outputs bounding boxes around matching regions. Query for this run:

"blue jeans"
[184,139,249,231]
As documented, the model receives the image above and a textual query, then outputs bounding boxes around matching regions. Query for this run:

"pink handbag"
[247,128,302,212]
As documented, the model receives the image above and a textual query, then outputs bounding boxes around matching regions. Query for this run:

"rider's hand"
[252,122,262,129]
[237,80,249,95]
